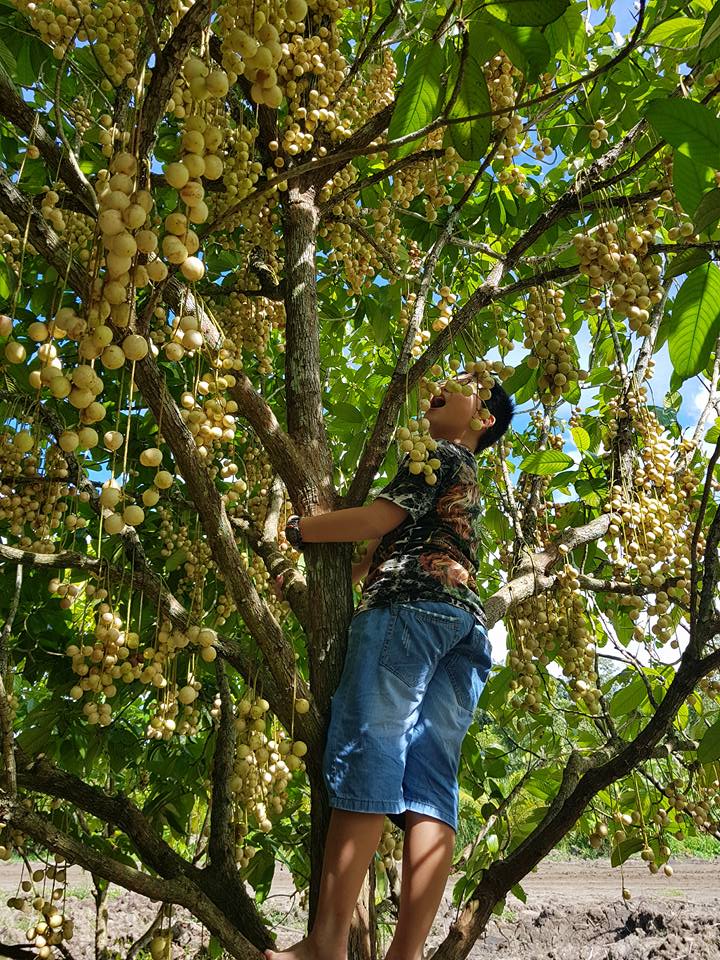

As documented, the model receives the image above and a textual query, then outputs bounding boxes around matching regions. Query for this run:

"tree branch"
[0,798,265,960]
[208,662,242,889]
[0,62,96,214]
[226,372,307,498]
[0,563,22,794]
[483,515,615,629]
[334,0,403,101]
[136,0,211,160]
[0,171,90,299]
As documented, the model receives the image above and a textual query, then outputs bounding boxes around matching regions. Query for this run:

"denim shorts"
[322,600,492,834]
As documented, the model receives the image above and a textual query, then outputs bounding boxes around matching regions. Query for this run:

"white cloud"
[692,385,710,412]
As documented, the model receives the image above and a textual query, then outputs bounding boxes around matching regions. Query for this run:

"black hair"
[473,380,515,453]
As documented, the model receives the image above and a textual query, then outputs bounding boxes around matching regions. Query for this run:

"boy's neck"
[430,430,476,453]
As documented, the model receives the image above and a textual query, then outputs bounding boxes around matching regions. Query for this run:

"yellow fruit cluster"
[5,856,73,958]
[604,395,698,646]
[508,565,600,713]
[230,692,310,853]
[13,0,140,84]
[523,285,586,404]
[0,428,72,551]
[376,818,403,872]
[573,206,665,337]
[485,53,525,167]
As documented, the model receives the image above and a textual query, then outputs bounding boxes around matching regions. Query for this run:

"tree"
[0,0,719,958]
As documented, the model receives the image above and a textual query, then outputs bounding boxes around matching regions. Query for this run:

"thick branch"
[231,513,310,630]
[136,0,210,160]
[0,62,96,214]
[129,352,319,747]
[0,563,22,793]
[484,515,614,628]
[0,799,264,960]
[0,171,90,299]
[227,372,307,499]
[208,661,238,878]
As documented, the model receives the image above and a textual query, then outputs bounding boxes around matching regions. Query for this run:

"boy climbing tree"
[267,369,514,960]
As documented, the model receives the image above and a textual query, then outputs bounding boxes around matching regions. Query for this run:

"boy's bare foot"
[264,935,345,960]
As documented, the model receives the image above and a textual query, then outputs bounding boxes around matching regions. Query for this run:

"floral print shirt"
[355,439,487,629]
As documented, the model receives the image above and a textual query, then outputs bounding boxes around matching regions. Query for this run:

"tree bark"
[347,872,373,960]
[92,877,110,960]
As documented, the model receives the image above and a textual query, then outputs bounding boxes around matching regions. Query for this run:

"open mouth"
[430,395,446,408]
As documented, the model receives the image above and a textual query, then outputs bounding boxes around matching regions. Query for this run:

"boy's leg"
[265,808,385,960]
[384,812,455,960]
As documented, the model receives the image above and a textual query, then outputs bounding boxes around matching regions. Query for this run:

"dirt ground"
[1,858,718,960]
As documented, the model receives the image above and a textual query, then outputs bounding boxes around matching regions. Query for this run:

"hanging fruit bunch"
[228,688,311,863]
[523,285,586,405]
[4,851,74,959]
[603,390,698,645]
[508,563,601,713]
[573,198,665,338]
[485,52,525,168]
[376,817,404,874]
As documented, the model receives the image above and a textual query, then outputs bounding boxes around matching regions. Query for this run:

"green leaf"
[165,548,186,572]
[664,246,711,281]
[672,152,715,216]
[668,263,720,380]
[243,844,275,899]
[698,2,720,62]
[388,44,445,157]
[332,401,365,424]
[611,836,645,867]
[474,17,550,74]
[544,3,585,56]
[208,937,224,960]
[698,718,720,763]
[0,253,16,302]
[447,31,492,161]
[485,0,569,27]
[694,188,720,234]
[511,882,527,904]
[502,360,533,396]
[646,17,703,46]
[705,417,720,444]
[0,35,16,73]
[519,450,574,475]
[570,426,590,452]
[610,677,648,718]
[643,98,720,170]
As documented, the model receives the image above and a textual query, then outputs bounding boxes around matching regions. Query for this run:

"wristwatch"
[285,515,305,551]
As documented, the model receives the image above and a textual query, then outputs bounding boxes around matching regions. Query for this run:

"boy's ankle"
[306,932,347,960]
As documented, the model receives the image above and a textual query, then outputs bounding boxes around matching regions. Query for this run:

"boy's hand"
[271,573,285,599]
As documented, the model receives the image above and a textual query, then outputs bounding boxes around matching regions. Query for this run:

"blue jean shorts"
[322,600,492,834]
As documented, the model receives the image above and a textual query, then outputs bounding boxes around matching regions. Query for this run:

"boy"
[266,372,514,960]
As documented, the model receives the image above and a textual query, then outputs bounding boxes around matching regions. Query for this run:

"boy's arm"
[297,499,407,544]
[351,537,381,586]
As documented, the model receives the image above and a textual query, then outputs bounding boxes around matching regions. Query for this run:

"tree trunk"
[347,870,373,960]
[92,876,109,960]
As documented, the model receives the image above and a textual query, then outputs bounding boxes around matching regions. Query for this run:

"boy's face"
[425,373,494,449]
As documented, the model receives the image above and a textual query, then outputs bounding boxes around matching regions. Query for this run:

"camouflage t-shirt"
[355,439,486,629]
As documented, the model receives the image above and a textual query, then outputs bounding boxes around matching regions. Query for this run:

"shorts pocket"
[379,603,463,688]
[445,628,492,713]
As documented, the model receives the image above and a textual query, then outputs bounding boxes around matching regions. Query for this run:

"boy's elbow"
[366,499,407,538]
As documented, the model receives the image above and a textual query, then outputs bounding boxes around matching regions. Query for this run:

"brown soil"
[0,859,718,960]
